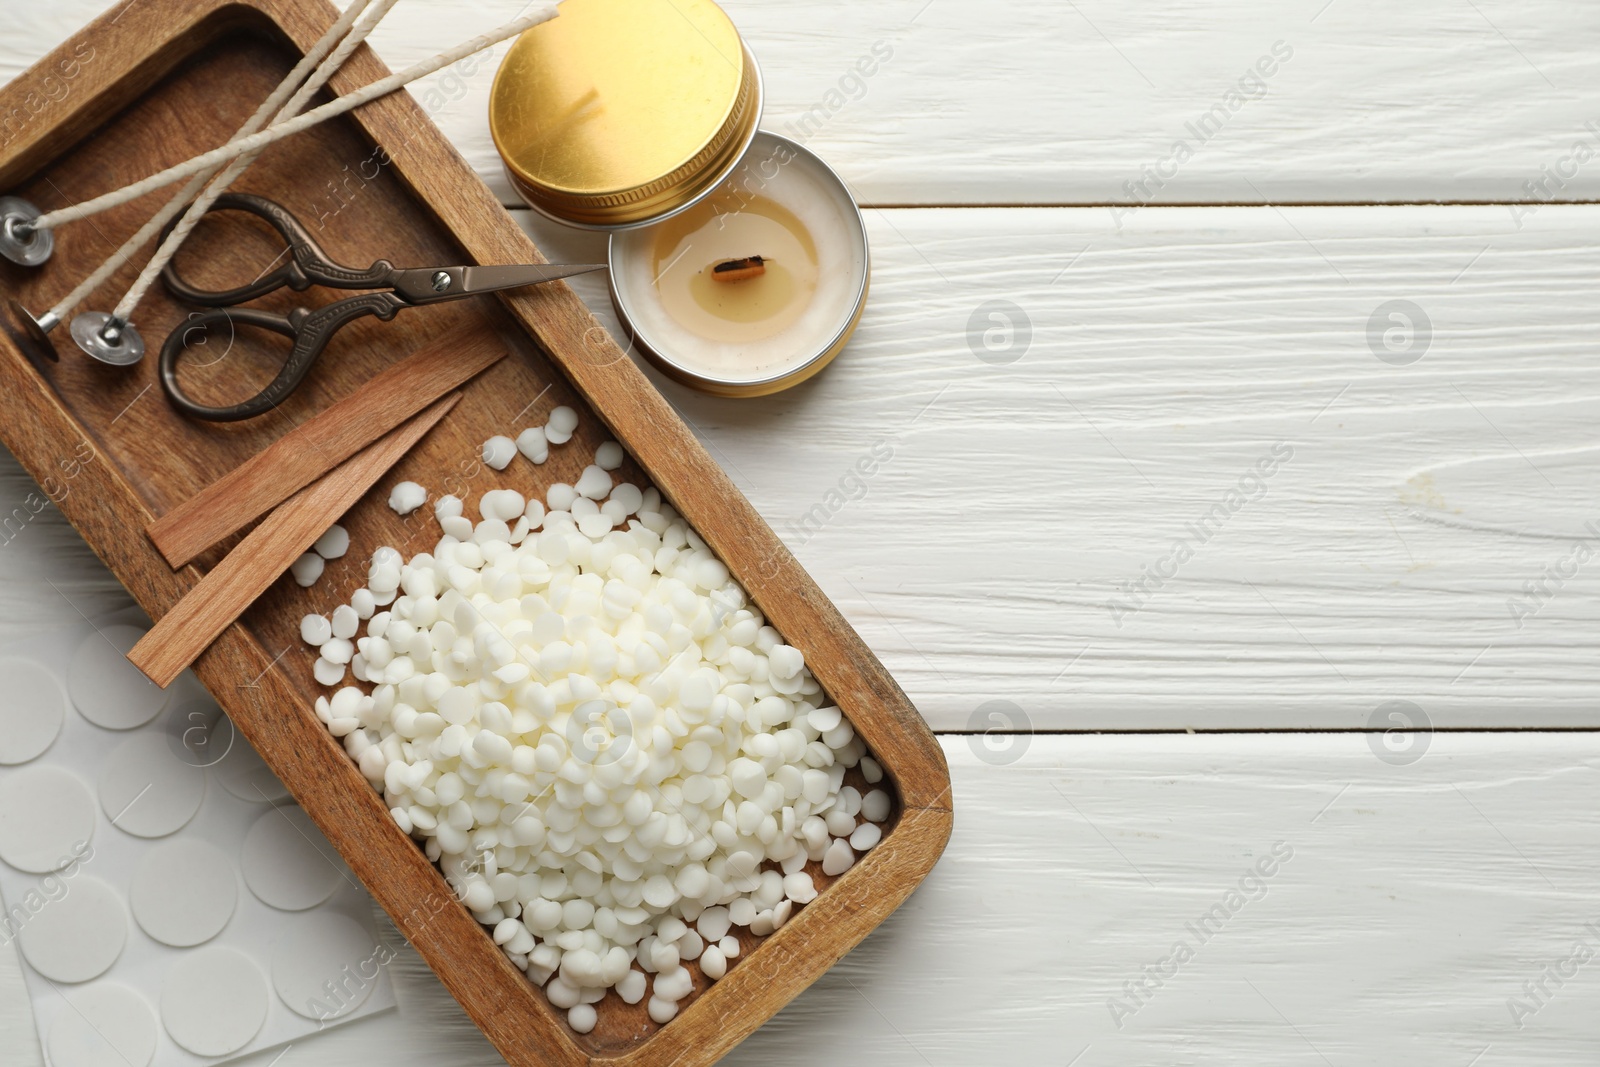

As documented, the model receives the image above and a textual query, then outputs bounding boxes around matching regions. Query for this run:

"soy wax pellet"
[290,553,324,587]
[331,605,359,640]
[544,405,578,445]
[617,970,647,1005]
[783,872,817,904]
[482,436,517,470]
[313,523,349,559]
[313,657,344,686]
[647,997,677,1024]
[808,705,842,732]
[821,838,855,876]
[546,977,580,1009]
[480,489,526,523]
[728,897,756,928]
[388,481,427,515]
[575,465,612,500]
[595,441,623,471]
[515,427,549,464]
[861,788,891,823]
[547,483,578,511]
[567,1004,596,1034]
[697,907,730,943]
[300,613,332,645]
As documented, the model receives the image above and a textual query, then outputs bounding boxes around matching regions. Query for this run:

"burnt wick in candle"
[648,194,820,340]
[710,256,768,283]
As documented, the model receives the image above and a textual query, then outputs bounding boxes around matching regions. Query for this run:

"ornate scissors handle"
[159,192,397,306]
[159,292,407,422]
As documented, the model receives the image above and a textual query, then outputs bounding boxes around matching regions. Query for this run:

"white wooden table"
[4,1,1600,1063]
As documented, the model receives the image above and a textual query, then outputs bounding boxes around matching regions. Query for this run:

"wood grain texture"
[513,203,1600,732]
[7,733,1594,1067]
[23,0,1580,208]
[128,394,457,687]
[0,2,950,1064]
[146,333,504,567]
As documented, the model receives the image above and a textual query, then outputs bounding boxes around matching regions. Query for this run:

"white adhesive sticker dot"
[240,808,342,911]
[129,838,237,947]
[18,875,126,983]
[270,910,381,1020]
[67,625,169,730]
[160,945,268,1057]
[0,765,95,873]
[99,733,205,838]
[0,656,64,764]
[213,730,291,804]
[46,983,157,1067]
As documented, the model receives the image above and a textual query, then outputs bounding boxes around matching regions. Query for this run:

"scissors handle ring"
[160,293,406,422]
[159,192,396,307]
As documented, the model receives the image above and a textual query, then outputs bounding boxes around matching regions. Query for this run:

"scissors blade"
[392,264,608,304]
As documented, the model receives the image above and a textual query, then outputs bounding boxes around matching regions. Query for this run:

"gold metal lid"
[489,0,762,230]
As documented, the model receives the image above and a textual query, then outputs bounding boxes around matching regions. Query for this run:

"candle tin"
[606,131,871,397]
[490,0,870,396]
[489,0,763,231]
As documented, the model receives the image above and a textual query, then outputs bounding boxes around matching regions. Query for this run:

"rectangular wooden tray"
[0,1,952,1063]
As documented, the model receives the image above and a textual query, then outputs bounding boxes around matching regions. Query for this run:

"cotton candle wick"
[710,256,768,283]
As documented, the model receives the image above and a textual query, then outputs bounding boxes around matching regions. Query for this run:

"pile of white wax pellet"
[297,421,888,1032]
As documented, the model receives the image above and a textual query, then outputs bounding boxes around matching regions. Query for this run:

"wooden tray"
[0,1,952,1063]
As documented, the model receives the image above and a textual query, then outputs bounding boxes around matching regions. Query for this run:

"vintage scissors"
[158,192,605,421]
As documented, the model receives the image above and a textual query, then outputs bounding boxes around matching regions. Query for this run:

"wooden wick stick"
[147,334,505,568]
[127,393,458,688]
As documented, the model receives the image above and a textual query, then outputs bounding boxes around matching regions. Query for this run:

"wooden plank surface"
[11,0,1598,206]
[6,731,1596,1067]
[521,203,1600,732]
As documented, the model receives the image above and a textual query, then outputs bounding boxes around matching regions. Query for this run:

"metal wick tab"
[3,301,60,364]
[0,196,53,267]
[70,311,146,367]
